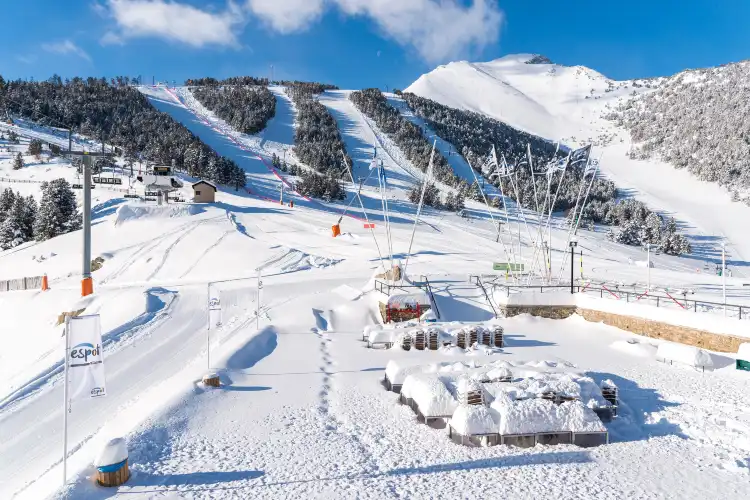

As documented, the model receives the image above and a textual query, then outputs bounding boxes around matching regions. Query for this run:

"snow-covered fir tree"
[34,178,81,241]
[0,188,16,225]
[13,152,23,170]
[27,139,43,157]
[0,195,35,250]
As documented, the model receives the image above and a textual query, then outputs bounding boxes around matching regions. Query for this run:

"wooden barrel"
[493,326,504,348]
[97,459,129,487]
[203,372,220,387]
[428,331,438,350]
[413,330,425,350]
[95,437,129,487]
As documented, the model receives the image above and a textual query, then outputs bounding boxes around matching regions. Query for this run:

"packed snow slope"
[406,53,750,272]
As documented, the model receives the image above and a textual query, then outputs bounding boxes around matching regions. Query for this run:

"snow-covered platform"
[385,359,615,448]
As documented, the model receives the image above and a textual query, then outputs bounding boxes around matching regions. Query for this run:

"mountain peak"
[525,54,553,65]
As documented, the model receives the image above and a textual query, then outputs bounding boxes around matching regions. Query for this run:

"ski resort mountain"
[406,53,750,271]
[2,56,750,499]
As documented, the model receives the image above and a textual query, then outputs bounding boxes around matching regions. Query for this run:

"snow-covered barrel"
[95,438,129,487]
[202,372,220,387]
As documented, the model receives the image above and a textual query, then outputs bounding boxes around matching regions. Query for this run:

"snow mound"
[450,404,496,435]
[656,342,714,369]
[402,374,457,417]
[737,343,750,360]
[114,203,201,225]
[259,248,342,273]
[94,437,128,467]
[611,339,658,358]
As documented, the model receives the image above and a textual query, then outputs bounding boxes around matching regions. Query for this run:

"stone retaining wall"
[501,306,577,320]
[499,303,745,353]
[578,308,745,353]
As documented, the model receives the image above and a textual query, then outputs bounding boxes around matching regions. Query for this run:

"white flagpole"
[342,151,388,276]
[557,155,601,282]
[466,152,518,282]
[206,283,211,370]
[256,270,262,329]
[62,316,70,487]
[402,141,436,284]
[381,160,395,272]
[376,161,394,282]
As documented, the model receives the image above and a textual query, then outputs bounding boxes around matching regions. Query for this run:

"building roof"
[192,180,217,191]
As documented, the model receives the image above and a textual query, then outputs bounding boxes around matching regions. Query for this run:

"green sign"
[493,262,524,272]
[737,359,750,372]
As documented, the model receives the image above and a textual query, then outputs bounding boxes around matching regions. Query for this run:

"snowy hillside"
[2,79,750,500]
[406,53,750,275]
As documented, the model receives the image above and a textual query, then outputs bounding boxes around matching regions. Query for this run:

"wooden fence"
[0,275,44,291]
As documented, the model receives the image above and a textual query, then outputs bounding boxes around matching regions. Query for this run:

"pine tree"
[0,196,28,249]
[0,188,16,225]
[34,178,81,241]
[13,153,24,170]
[27,139,43,157]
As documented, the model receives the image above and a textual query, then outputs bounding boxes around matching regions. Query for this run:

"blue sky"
[1,1,749,90]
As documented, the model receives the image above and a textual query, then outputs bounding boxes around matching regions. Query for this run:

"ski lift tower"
[61,150,117,296]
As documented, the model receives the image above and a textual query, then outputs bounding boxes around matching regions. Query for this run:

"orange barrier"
[41,274,49,291]
[364,223,375,229]
[82,277,94,297]
[331,224,341,237]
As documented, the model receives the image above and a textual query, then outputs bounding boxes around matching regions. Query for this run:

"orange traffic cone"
[41,274,49,291]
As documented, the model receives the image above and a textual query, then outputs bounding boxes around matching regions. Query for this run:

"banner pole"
[206,283,211,370]
[62,316,70,486]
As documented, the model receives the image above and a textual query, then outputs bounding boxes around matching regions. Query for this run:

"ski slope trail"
[0,287,207,499]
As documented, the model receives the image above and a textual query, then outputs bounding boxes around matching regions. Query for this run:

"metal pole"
[647,244,651,291]
[206,283,211,370]
[256,270,262,329]
[82,155,93,296]
[570,246,574,294]
[62,316,70,486]
[722,244,726,316]
[68,129,72,153]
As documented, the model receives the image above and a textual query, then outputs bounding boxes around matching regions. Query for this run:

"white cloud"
[16,54,38,65]
[245,0,325,33]
[41,40,92,62]
[105,0,245,48]
[332,0,503,63]
[99,0,502,63]
[100,31,125,46]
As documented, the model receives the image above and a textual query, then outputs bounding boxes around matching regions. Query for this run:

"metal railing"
[478,277,748,321]
[373,277,441,320]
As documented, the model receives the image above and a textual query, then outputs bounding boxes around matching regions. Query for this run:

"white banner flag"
[209,296,222,328]
[67,315,107,401]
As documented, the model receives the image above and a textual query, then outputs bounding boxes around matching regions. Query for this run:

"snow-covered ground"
[1,81,750,499]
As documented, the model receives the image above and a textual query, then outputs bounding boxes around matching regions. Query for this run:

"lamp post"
[569,238,578,294]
